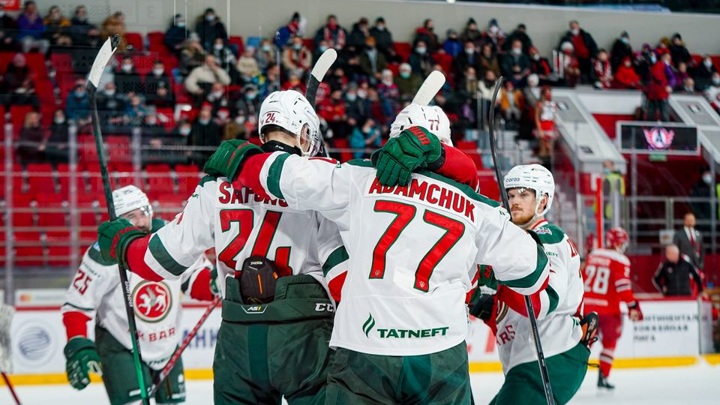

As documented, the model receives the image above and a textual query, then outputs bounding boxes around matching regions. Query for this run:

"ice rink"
[2,362,719,404]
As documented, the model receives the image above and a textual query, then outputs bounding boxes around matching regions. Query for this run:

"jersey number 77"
[370,200,465,292]
[217,209,292,276]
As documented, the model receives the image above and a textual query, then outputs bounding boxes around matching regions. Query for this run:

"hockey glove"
[469,293,496,322]
[478,265,499,290]
[628,301,644,321]
[372,126,443,187]
[97,218,146,265]
[64,337,102,390]
[203,140,263,181]
[238,256,279,304]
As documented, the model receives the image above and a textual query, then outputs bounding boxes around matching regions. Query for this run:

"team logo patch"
[133,281,172,323]
[535,227,552,235]
[643,127,675,150]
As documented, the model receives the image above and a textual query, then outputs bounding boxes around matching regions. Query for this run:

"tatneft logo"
[362,313,449,339]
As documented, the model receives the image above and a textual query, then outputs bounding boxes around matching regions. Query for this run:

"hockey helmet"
[606,227,629,251]
[389,104,452,146]
[112,185,153,218]
[258,90,322,157]
[503,164,555,217]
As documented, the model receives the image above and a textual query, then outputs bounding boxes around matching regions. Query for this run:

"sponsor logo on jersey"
[367,178,476,221]
[643,127,675,150]
[362,313,449,339]
[132,281,172,323]
[242,305,268,314]
[534,227,552,235]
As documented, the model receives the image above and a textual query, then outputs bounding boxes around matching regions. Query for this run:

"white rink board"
[8,299,712,375]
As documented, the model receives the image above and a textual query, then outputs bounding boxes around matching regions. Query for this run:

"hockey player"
[584,227,644,389]
[61,185,216,405]
[204,124,551,403]
[96,90,346,404]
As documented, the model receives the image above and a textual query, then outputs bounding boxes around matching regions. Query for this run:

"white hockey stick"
[411,70,446,106]
[305,48,338,157]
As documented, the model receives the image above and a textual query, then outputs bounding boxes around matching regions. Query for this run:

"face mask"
[262,45,271,52]
[293,44,302,50]
[0,12,5,17]
[206,15,215,22]
[703,174,712,185]
[153,68,164,76]
[466,74,476,80]
[346,93,357,102]
[147,117,158,125]
[121,64,133,73]
[218,112,229,120]
[571,29,580,35]
[75,90,85,98]
[621,37,628,44]
[532,54,540,61]
[214,43,223,50]
[512,48,522,56]
[179,127,191,136]
[211,91,223,99]
[650,55,657,64]
[104,89,115,96]
[382,78,393,86]
[319,45,328,53]
[416,47,426,55]
[357,89,368,99]
[199,118,210,125]
[713,77,720,85]
[400,71,410,79]
[376,25,385,31]
[177,22,185,28]
[246,92,257,100]
[235,116,246,124]
[705,59,713,68]
[489,26,499,34]
[54,117,65,124]
[465,48,474,55]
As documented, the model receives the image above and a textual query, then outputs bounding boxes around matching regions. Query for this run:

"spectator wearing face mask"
[16,1,50,54]
[528,47,553,85]
[610,31,633,72]
[413,19,439,54]
[558,20,598,84]
[96,82,125,127]
[65,82,91,128]
[164,14,187,56]
[454,40,479,80]
[178,33,206,78]
[282,71,305,93]
[461,18,481,46]
[645,51,672,122]
[349,117,381,159]
[314,14,346,51]
[345,83,368,128]
[274,12,302,49]
[612,57,641,90]
[669,33,692,68]
[68,5,99,48]
[256,39,278,72]
[673,62,691,91]
[41,109,70,164]
[189,103,221,164]
[443,29,463,59]
[232,84,260,130]
[370,17,396,62]
[693,55,717,91]
[690,168,718,226]
[124,94,149,126]
[205,82,229,113]
[258,63,281,99]
[282,35,312,79]
[559,42,581,87]
[185,54,231,104]
[145,60,171,98]
[457,66,478,104]
[594,50,613,89]
[409,40,433,78]
[348,17,371,54]
[173,119,193,141]
[114,56,145,95]
[479,42,501,78]
[501,39,531,88]
[395,62,422,101]
[319,88,348,139]
[195,8,228,52]
[360,36,387,84]
[503,23,533,55]
[483,18,506,54]
[237,46,260,84]
[222,112,247,141]
[376,69,399,122]
[0,3,18,51]
[210,37,239,83]
[704,72,720,112]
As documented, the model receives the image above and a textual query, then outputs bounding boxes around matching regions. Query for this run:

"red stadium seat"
[228,36,244,55]
[111,162,138,189]
[11,193,35,229]
[0,163,24,198]
[125,32,144,52]
[332,139,353,163]
[14,231,44,266]
[50,52,73,75]
[156,107,176,130]
[106,136,132,164]
[77,194,99,240]
[175,164,200,195]
[153,193,187,221]
[145,164,175,196]
[147,31,165,53]
[0,232,5,265]
[78,135,99,164]
[57,163,87,196]
[394,42,411,62]
[132,54,156,75]
[10,105,35,139]
[45,231,71,266]
[35,192,67,230]
[0,52,14,73]
[26,163,56,197]
[85,162,105,195]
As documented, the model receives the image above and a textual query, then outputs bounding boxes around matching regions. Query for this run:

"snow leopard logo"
[132,281,172,323]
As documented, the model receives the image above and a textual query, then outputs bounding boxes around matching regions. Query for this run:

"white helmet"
[389,104,452,146]
[258,90,322,157]
[503,164,555,217]
[112,185,153,218]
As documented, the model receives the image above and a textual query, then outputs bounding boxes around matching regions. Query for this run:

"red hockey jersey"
[583,248,637,315]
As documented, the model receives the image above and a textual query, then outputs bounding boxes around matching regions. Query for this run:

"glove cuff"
[204,140,263,181]
[628,301,639,309]
[116,229,145,268]
[424,145,446,171]
[63,337,96,360]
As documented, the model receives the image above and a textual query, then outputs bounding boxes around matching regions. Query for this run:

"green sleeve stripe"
[546,285,559,314]
[267,153,290,200]
[322,246,349,276]
[502,244,548,289]
[87,245,117,266]
[181,278,191,294]
[346,159,374,168]
[149,235,188,276]
[63,302,95,311]
[198,175,217,187]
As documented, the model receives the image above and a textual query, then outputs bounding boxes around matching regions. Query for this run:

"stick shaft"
[2,372,21,405]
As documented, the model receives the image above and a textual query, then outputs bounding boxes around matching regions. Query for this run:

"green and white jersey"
[238,152,550,356]
[494,219,585,373]
[61,220,214,370]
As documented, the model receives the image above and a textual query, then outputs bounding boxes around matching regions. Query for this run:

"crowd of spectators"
[4,3,720,166]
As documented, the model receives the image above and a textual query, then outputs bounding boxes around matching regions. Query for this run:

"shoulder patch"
[536,223,566,244]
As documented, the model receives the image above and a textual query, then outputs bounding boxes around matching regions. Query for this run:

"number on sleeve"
[370,200,465,292]
[72,270,93,295]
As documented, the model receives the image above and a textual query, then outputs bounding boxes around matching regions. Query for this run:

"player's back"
[583,248,630,315]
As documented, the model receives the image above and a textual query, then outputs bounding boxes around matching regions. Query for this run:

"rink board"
[2,299,714,384]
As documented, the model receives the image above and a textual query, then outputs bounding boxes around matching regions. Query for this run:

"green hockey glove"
[97,218,145,265]
[477,265,499,290]
[372,126,443,187]
[64,337,102,390]
[203,140,263,181]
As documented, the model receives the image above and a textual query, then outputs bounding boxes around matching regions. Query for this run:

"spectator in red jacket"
[612,57,641,89]
[314,14,347,51]
[319,88,348,138]
[645,55,672,121]
[529,47,553,84]
[594,50,613,89]
[413,19,439,54]
[558,20,598,84]
[560,42,581,87]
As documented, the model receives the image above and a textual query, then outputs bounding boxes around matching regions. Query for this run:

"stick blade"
[412,70,446,105]
[86,35,120,91]
[310,48,338,82]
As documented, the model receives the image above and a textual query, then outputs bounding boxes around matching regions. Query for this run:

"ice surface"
[1,362,719,404]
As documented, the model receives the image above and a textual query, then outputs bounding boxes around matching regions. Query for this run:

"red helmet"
[606,227,629,250]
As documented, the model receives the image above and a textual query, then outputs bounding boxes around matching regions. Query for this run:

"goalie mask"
[389,104,452,146]
[504,164,555,227]
[112,185,153,230]
[258,90,322,157]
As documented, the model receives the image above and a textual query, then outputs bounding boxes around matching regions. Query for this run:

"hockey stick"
[487,77,555,405]
[412,70,445,106]
[146,295,222,399]
[86,35,150,405]
[1,373,20,405]
[305,48,337,158]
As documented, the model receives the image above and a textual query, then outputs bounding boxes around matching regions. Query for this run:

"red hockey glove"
[628,301,643,322]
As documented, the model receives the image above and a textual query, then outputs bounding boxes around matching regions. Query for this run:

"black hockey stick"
[305,49,337,157]
[487,77,555,405]
[1,373,20,405]
[86,35,151,405]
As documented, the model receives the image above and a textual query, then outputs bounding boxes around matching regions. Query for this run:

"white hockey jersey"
[122,177,346,303]
[238,153,550,356]
[61,241,213,370]
[492,219,585,373]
